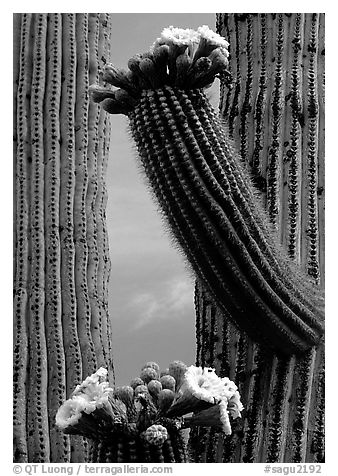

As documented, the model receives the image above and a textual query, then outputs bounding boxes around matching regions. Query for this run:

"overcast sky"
[106,13,219,385]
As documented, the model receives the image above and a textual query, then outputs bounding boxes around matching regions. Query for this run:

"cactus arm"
[146,89,316,352]
[27,14,50,462]
[91,26,323,356]
[133,88,312,354]
[13,12,31,463]
[133,93,270,348]
[44,13,70,462]
[135,90,322,354]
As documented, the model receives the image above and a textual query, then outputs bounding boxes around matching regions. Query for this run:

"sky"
[106,13,219,385]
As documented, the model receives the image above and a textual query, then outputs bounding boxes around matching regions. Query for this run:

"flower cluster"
[55,368,126,439]
[152,25,229,60]
[56,361,243,445]
[165,365,244,435]
[89,25,230,116]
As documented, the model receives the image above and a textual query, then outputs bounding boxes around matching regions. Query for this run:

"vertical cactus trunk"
[13,13,113,463]
[192,13,324,462]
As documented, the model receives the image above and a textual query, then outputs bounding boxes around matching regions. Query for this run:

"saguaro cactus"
[13,13,113,463]
[191,14,324,462]
[91,20,324,463]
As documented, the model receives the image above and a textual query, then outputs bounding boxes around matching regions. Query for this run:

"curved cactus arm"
[91,26,324,356]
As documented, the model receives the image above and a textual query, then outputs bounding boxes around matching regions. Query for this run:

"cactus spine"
[13,13,113,462]
[192,13,324,462]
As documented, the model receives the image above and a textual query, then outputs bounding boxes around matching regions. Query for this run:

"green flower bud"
[160,374,176,392]
[147,380,162,401]
[142,362,160,374]
[114,386,134,407]
[169,361,187,391]
[140,367,158,383]
[158,389,175,414]
[130,377,144,389]
[134,385,149,397]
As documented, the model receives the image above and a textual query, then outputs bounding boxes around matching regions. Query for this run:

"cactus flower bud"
[130,377,144,389]
[158,389,175,414]
[134,385,149,397]
[144,424,168,446]
[168,361,187,391]
[160,374,176,392]
[141,362,160,374]
[114,386,134,407]
[140,367,158,383]
[147,379,162,401]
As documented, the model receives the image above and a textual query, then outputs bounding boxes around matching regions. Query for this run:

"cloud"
[127,277,194,329]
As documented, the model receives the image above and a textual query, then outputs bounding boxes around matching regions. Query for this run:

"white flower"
[197,25,229,49]
[72,367,108,396]
[55,396,88,430]
[182,366,230,404]
[166,365,243,423]
[153,25,228,52]
[95,367,109,380]
[219,376,238,400]
[191,25,229,64]
[71,368,114,415]
[157,26,200,47]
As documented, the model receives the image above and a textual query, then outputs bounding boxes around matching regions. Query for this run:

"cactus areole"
[91,26,324,356]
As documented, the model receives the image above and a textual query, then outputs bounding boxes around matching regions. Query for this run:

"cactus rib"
[74,13,97,379]
[14,12,32,463]
[27,14,50,462]
[44,13,70,462]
